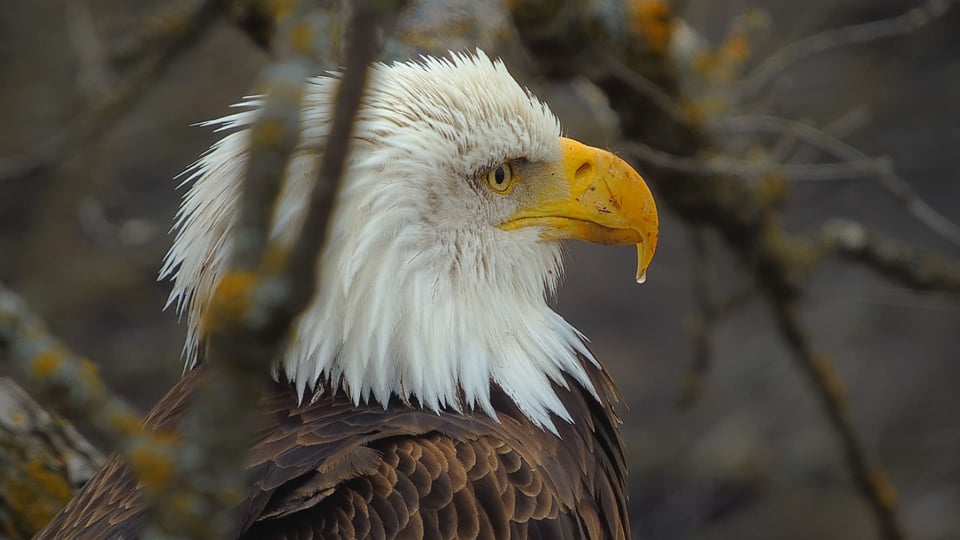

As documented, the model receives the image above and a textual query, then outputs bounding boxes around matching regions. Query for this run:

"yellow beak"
[499,137,659,282]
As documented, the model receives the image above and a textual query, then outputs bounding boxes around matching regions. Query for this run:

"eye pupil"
[495,167,506,184]
[485,163,514,193]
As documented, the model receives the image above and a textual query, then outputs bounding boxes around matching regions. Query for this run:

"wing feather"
[36,351,628,540]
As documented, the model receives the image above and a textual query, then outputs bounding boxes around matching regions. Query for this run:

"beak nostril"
[575,162,592,181]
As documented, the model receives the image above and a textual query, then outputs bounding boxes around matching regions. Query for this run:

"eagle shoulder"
[239,351,627,539]
[36,353,628,540]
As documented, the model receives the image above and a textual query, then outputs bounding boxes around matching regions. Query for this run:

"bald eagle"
[38,52,658,539]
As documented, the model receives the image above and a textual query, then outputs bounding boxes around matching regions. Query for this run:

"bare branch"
[144,2,402,537]
[679,229,715,410]
[736,0,954,103]
[285,1,399,296]
[771,299,904,540]
[66,0,117,100]
[771,106,871,163]
[0,0,234,182]
[232,66,311,272]
[3,2,946,538]
[0,284,144,450]
[678,229,754,409]
[821,219,960,295]
[716,114,960,248]
[2,2,398,537]
[512,6,913,535]
[584,49,692,126]
[623,139,884,181]
[0,285,182,526]
[109,1,221,65]
[232,0,276,51]
[0,377,103,539]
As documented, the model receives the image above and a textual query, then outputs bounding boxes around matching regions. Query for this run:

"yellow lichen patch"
[678,98,706,126]
[203,271,257,334]
[108,408,144,438]
[5,458,73,533]
[76,357,106,394]
[810,354,849,410]
[251,117,285,149]
[757,170,789,207]
[689,95,728,118]
[689,27,751,86]
[289,19,314,54]
[261,244,291,274]
[129,435,178,494]
[870,469,899,509]
[171,492,198,516]
[270,0,297,22]
[691,50,714,76]
[629,0,673,54]
[30,349,65,380]
[721,29,750,63]
[77,356,100,377]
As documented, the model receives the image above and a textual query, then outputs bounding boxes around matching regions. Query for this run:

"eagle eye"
[484,162,516,194]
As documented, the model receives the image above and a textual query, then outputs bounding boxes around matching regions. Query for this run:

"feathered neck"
[161,53,599,432]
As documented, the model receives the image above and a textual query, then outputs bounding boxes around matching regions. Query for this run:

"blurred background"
[1,1,958,539]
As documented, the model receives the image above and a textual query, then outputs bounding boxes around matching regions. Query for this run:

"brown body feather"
[37,352,628,539]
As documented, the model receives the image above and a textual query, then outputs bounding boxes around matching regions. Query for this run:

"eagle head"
[161,51,658,432]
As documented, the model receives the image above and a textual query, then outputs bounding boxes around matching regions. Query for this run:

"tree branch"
[508,2,915,537]
[677,229,755,409]
[0,0,234,182]
[144,1,402,537]
[0,377,103,539]
[771,300,904,540]
[0,285,181,532]
[736,0,954,103]
[821,219,960,295]
[716,114,960,248]
[624,139,887,182]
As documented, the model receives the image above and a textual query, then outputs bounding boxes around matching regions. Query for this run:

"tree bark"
[0,378,102,540]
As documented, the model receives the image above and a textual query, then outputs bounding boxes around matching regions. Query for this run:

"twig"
[585,49,692,126]
[232,0,275,51]
[771,106,871,163]
[678,229,754,409]
[736,0,954,103]
[143,30,310,540]
[285,1,397,294]
[716,114,960,248]
[66,0,117,100]
[145,1,401,537]
[510,2,914,537]
[821,219,960,295]
[623,140,884,181]
[0,285,181,523]
[231,65,311,271]
[0,377,104,539]
[770,299,904,540]
[109,1,215,66]
[1,284,147,450]
[0,0,234,182]
[679,229,714,409]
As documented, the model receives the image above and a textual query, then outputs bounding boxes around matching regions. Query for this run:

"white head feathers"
[160,51,598,432]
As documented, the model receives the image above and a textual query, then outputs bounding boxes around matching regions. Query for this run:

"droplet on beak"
[635,243,650,284]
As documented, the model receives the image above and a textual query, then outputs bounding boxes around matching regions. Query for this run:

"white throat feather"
[160,52,600,433]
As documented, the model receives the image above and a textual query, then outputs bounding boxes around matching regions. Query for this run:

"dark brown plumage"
[36,351,628,539]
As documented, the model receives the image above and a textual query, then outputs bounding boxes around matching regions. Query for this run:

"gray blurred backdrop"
[1,1,958,539]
